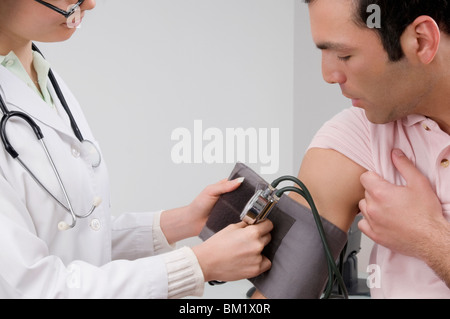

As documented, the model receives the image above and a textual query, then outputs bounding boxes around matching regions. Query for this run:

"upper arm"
[291,147,367,232]
[251,147,367,299]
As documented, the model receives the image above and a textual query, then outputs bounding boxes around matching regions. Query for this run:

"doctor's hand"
[358,149,445,259]
[187,177,245,233]
[160,178,244,245]
[192,220,273,282]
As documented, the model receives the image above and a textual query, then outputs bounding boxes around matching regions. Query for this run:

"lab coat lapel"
[0,66,75,139]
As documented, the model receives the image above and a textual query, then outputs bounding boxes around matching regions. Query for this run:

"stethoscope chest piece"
[81,140,101,168]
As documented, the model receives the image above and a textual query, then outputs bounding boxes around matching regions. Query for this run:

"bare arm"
[420,223,450,289]
[252,148,366,298]
[294,148,366,231]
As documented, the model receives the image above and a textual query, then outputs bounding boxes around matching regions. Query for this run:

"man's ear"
[400,16,441,64]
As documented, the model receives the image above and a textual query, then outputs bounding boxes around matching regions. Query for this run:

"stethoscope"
[0,44,102,231]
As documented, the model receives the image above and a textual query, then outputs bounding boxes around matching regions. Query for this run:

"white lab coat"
[0,66,169,298]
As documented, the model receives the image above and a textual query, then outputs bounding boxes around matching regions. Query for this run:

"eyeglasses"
[34,0,85,18]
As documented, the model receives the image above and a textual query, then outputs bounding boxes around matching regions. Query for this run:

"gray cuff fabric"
[199,162,348,299]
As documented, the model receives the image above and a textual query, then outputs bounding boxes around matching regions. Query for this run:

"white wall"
[39,0,294,214]
[38,0,372,294]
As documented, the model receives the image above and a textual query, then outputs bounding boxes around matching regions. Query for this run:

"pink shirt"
[309,107,450,299]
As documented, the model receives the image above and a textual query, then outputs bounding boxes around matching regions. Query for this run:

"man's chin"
[361,109,396,125]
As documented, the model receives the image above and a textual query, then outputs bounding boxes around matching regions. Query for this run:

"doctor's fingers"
[204,177,245,197]
[253,219,274,234]
[248,220,273,242]
[259,256,272,274]
[242,220,273,251]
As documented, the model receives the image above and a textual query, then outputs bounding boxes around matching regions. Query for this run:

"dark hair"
[305,0,450,61]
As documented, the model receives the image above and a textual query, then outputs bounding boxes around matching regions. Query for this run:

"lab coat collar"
[0,65,75,140]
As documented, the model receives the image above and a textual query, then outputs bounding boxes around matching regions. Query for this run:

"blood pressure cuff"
[199,163,348,299]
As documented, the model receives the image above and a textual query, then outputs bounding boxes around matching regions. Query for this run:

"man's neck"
[422,84,450,135]
[430,34,450,135]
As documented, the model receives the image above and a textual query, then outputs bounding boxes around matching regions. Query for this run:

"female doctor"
[0,0,273,298]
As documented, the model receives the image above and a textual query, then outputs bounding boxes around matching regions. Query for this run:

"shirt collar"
[0,51,21,68]
[32,50,51,85]
[402,114,428,127]
[0,50,53,107]
[0,51,32,86]
[0,51,15,64]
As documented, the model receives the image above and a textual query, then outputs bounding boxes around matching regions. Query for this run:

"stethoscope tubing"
[0,44,101,230]
[33,43,84,142]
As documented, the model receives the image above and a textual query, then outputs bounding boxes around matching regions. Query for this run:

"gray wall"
[38,0,372,295]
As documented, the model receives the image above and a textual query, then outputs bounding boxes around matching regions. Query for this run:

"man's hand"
[358,149,445,259]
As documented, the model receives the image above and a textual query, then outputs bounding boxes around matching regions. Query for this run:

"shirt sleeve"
[111,210,178,260]
[111,211,204,298]
[152,211,177,254]
[111,211,161,261]
[308,107,376,172]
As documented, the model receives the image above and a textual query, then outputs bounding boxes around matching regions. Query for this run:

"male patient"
[254,0,450,298]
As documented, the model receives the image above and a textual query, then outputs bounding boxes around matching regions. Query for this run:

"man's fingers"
[391,149,429,187]
[358,199,373,234]
[357,217,375,241]
[358,198,367,215]
[361,149,429,191]
[360,170,387,191]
